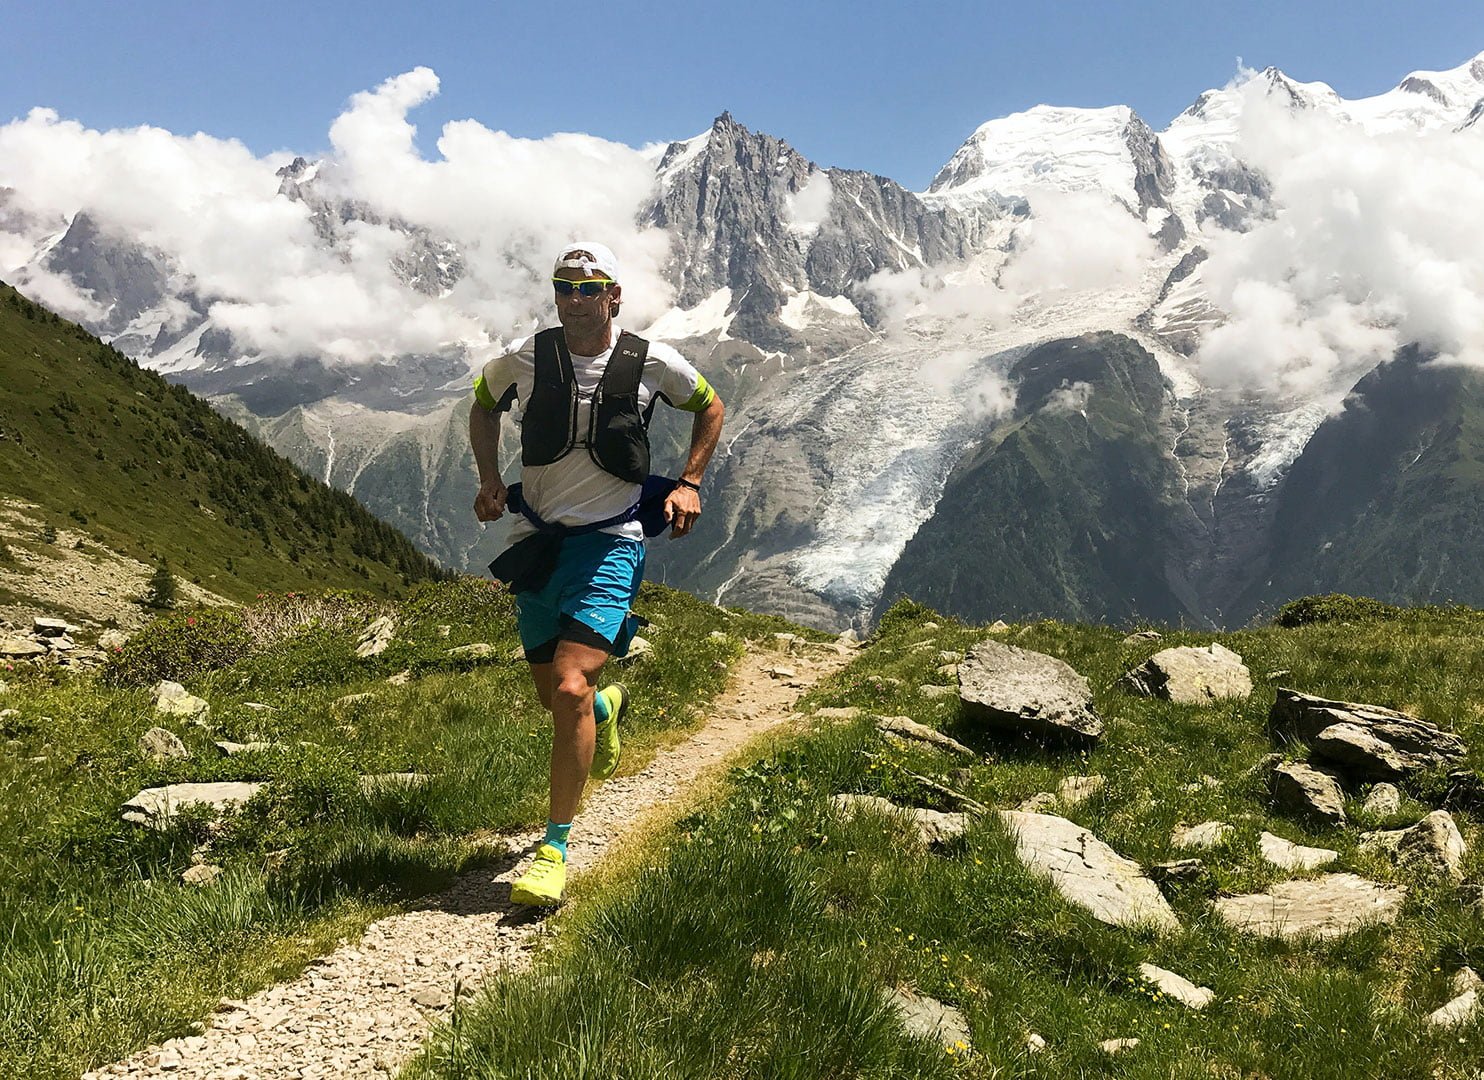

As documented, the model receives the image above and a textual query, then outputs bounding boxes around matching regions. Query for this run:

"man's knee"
[550,668,595,717]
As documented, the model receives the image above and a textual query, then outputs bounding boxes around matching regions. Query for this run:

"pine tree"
[144,558,177,610]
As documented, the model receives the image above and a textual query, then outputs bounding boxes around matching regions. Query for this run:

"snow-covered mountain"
[5,50,1484,628]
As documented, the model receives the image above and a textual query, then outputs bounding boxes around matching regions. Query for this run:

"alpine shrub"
[104,608,254,686]
[1274,593,1405,628]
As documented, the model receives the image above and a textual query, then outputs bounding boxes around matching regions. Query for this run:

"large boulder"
[1120,643,1252,704]
[1214,873,1407,940]
[1270,689,1466,778]
[958,639,1102,743]
[999,811,1178,932]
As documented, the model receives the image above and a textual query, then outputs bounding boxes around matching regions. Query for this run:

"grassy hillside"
[0,281,447,604]
[0,578,798,1078]
[409,597,1484,1080]
[1235,346,1484,622]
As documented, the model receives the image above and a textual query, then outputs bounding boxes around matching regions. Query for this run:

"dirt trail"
[86,640,852,1080]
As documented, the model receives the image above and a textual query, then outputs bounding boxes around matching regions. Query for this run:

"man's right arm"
[470,400,508,522]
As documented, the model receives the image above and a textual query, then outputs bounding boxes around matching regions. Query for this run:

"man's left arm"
[664,393,724,539]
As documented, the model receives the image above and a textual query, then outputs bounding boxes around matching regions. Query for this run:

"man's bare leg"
[543,638,610,825]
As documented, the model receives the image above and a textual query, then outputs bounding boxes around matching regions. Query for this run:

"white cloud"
[0,69,675,364]
[1196,84,1484,399]
[783,169,834,237]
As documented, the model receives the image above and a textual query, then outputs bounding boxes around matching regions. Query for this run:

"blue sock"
[593,686,611,724]
[544,820,572,860]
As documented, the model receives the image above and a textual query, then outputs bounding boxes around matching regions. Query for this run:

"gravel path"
[85,639,852,1080]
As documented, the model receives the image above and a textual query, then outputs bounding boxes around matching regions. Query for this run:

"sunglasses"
[552,277,614,297]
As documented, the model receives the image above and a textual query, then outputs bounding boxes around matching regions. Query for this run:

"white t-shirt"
[474,328,712,542]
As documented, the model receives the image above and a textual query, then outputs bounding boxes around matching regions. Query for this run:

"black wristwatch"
[675,477,701,491]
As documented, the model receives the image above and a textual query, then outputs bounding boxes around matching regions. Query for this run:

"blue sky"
[3,1,1482,190]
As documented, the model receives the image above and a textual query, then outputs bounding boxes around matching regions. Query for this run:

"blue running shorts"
[514,532,645,658]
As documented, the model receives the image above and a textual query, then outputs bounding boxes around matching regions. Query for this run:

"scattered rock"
[958,639,1103,743]
[937,650,961,663]
[331,692,375,714]
[837,628,862,649]
[1025,1032,1046,1053]
[1172,821,1232,851]
[999,811,1179,931]
[447,643,498,661]
[620,636,653,661]
[182,864,224,887]
[708,630,728,642]
[411,986,452,1010]
[875,715,975,758]
[1099,1038,1140,1054]
[934,663,959,678]
[1363,810,1467,880]
[140,726,189,761]
[883,987,972,1053]
[1214,873,1406,939]
[214,740,279,757]
[1017,792,1059,813]
[1427,970,1483,1028]
[919,684,955,699]
[1270,689,1466,778]
[1138,963,1214,1009]
[1121,643,1252,704]
[1149,859,1206,883]
[0,636,47,659]
[831,794,968,849]
[242,702,274,712]
[1269,761,1347,826]
[1362,783,1402,818]
[32,617,72,637]
[98,629,129,650]
[121,782,265,828]
[1057,775,1106,806]
[1259,831,1338,871]
[153,681,209,719]
[921,622,940,631]
[354,616,396,659]
[1121,630,1162,645]
[386,670,412,686]
[763,665,798,679]
[812,706,863,722]
[986,620,1010,633]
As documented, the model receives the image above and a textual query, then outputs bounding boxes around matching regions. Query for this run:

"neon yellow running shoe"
[509,843,566,906]
[590,684,628,780]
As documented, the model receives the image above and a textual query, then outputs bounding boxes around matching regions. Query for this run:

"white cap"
[553,241,619,282]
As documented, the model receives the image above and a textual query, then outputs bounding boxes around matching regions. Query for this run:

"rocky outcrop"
[1270,689,1466,779]
[958,639,1102,743]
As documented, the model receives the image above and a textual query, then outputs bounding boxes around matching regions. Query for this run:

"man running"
[470,241,724,906]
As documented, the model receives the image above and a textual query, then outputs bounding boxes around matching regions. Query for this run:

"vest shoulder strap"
[533,327,574,387]
[604,331,649,396]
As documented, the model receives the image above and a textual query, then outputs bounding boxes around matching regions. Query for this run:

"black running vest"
[519,327,652,484]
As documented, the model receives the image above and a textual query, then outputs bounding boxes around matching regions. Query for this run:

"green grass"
[0,280,447,602]
[406,598,1484,1080]
[0,577,796,1079]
